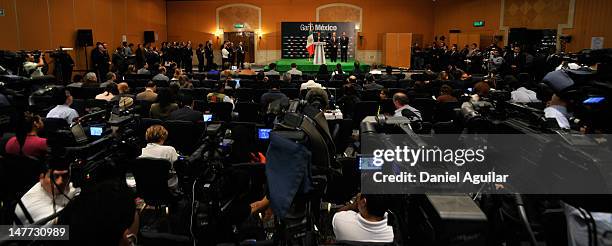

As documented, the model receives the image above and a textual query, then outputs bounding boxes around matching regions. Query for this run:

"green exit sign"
[234,23,244,29]
[473,21,485,27]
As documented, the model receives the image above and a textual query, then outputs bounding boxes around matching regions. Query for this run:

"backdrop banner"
[281,22,356,59]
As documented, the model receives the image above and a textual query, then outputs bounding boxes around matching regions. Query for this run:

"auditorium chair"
[130,158,176,209]
[135,100,153,117]
[70,98,86,115]
[139,118,163,137]
[192,73,206,81]
[42,118,69,137]
[238,74,257,80]
[280,88,299,99]
[254,89,268,102]
[193,100,208,112]
[434,102,461,123]
[410,98,436,122]
[352,101,379,128]
[234,102,262,123]
[267,74,281,81]
[0,106,16,134]
[69,86,103,99]
[291,74,304,82]
[206,73,220,81]
[328,80,344,88]
[235,88,254,102]
[85,99,110,112]
[238,79,257,89]
[192,88,209,100]
[210,102,233,122]
[379,80,398,88]
[178,88,193,97]
[397,79,413,89]
[153,79,170,88]
[361,90,381,101]
[163,120,202,155]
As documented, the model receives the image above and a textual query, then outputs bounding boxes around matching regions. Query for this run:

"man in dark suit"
[205,40,214,71]
[168,94,201,123]
[328,32,339,63]
[509,45,526,74]
[196,43,205,72]
[340,32,349,62]
[236,42,246,69]
[227,42,235,67]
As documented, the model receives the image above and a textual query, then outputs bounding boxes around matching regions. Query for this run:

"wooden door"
[224,32,255,63]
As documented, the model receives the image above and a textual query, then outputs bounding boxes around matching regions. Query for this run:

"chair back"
[234,102,261,123]
[131,158,173,206]
[210,102,233,122]
[163,120,202,154]
[352,101,379,128]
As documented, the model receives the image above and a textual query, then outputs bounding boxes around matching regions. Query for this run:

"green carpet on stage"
[265,59,370,73]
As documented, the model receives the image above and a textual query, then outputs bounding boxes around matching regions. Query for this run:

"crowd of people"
[1,34,595,245]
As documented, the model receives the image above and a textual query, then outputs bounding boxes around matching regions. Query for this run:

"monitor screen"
[89,126,103,136]
[583,97,605,104]
[258,128,272,140]
[203,114,213,122]
[71,124,88,144]
[358,156,381,170]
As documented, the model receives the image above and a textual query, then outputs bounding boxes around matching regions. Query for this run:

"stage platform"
[265,59,370,73]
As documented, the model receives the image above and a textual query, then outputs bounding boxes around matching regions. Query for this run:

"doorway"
[224,32,255,63]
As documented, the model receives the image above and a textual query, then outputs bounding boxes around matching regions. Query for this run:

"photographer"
[14,156,79,225]
[23,52,45,78]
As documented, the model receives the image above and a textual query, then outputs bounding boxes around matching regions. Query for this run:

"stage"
[265,59,370,73]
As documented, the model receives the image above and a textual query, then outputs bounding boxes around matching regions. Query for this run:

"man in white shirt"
[15,161,79,225]
[23,53,45,78]
[46,87,79,124]
[221,44,230,68]
[333,193,394,243]
[265,63,280,76]
[511,86,539,103]
[300,79,322,91]
[544,94,570,129]
[393,92,422,121]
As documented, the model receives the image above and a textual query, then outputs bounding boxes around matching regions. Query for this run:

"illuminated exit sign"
[473,21,485,27]
[234,23,245,29]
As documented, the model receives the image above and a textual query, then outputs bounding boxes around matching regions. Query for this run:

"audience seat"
[410,98,436,122]
[434,102,461,122]
[71,99,86,115]
[0,154,45,200]
[210,102,233,122]
[379,80,398,88]
[361,90,381,101]
[352,101,379,128]
[153,80,170,88]
[192,88,209,100]
[130,158,175,207]
[69,87,104,99]
[280,88,299,99]
[163,120,202,155]
[235,88,254,102]
[267,74,281,81]
[397,79,413,89]
[234,102,261,123]
[193,100,208,112]
[139,118,163,137]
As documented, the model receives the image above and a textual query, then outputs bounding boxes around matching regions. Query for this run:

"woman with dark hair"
[316,64,329,80]
[436,84,458,102]
[331,63,345,79]
[5,112,47,159]
[337,84,361,119]
[149,89,178,120]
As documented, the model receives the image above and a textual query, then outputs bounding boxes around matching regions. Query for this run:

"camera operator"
[57,180,139,246]
[138,125,179,193]
[46,87,79,125]
[51,46,75,83]
[392,92,422,121]
[332,193,394,243]
[14,156,79,225]
[23,52,45,78]
[544,93,571,129]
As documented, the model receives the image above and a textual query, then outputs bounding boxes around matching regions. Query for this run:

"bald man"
[393,92,422,121]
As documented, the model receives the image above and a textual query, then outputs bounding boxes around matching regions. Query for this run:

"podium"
[313,42,326,65]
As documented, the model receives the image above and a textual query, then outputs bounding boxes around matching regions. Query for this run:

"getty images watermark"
[367,145,509,185]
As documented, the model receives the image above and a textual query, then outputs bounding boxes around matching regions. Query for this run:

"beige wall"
[434,0,612,52]
[0,0,167,71]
